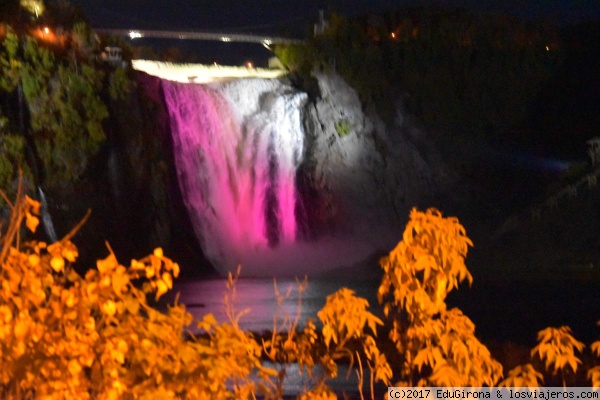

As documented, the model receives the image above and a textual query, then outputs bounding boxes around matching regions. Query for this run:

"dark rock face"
[297,72,453,246]
[106,71,212,276]
[39,71,213,277]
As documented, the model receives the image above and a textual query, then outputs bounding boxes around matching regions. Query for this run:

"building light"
[545,45,550,51]
[44,26,49,34]
[221,36,231,42]
[129,31,143,39]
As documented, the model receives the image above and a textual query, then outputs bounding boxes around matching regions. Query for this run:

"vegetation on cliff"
[275,9,564,161]
[0,0,132,198]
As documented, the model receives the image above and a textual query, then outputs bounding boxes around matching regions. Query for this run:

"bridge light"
[221,36,231,42]
[129,31,143,39]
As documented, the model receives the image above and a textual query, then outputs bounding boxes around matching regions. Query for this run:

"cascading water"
[150,68,432,277]
[162,79,308,275]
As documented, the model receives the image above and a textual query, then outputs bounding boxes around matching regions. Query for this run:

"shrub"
[378,208,503,387]
[5,180,600,398]
[500,324,600,388]
[0,180,273,399]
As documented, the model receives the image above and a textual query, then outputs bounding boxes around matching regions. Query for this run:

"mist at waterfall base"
[162,78,398,277]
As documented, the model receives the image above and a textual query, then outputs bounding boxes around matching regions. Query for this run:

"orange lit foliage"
[378,208,503,386]
[501,326,584,388]
[5,182,600,398]
[0,183,274,399]
[501,324,600,388]
[0,180,384,399]
[260,279,391,399]
[531,327,584,383]
[499,364,544,388]
[589,332,600,389]
[381,210,600,389]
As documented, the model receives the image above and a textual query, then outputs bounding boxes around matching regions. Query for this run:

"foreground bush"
[378,208,502,387]
[0,182,275,399]
[3,180,600,398]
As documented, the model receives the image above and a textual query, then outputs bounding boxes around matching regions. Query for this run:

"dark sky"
[70,0,599,65]
[74,0,599,32]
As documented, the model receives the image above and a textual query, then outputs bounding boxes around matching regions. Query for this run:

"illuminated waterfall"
[162,79,307,274]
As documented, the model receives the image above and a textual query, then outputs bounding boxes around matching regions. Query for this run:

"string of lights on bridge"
[96,29,305,51]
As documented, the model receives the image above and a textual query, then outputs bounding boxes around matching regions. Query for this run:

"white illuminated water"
[163,77,313,276]
[132,60,286,83]
[151,61,395,277]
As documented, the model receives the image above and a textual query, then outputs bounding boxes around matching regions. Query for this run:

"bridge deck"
[97,29,305,45]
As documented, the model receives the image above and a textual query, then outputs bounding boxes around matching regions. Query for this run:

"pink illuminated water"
[162,79,307,274]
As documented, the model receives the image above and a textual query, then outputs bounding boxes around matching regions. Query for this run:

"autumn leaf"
[155,279,168,300]
[101,300,117,317]
[97,252,118,274]
[111,266,129,296]
[124,296,140,314]
[25,211,39,232]
[68,359,82,376]
[50,256,64,272]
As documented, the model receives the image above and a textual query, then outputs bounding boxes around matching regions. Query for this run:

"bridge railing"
[96,29,305,45]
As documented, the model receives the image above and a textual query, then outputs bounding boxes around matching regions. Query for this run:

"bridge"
[96,29,305,47]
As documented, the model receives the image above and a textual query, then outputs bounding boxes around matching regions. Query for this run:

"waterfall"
[162,79,308,275]
[156,73,413,277]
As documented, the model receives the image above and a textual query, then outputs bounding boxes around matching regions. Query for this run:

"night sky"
[73,0,599,32]
[69,0,599,66]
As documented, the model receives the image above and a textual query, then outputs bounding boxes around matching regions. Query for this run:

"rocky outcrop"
[299,72,451,250]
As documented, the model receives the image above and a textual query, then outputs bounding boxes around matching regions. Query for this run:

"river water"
[162,276,384,397]
[165,275,600,343]
[162,274,600,396]
[163,277,381,333]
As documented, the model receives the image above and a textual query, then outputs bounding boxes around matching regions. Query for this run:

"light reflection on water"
[160,275,600,396]
[163,277,383,334]
[162,277,385,397]
[255,363,361,398]
[162,276,600,344]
